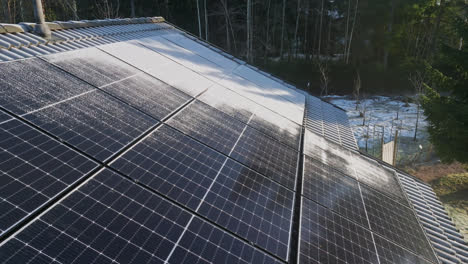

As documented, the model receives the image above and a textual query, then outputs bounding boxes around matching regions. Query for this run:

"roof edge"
[0,16,165,34]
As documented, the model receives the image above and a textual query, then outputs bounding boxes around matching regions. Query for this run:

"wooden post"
[393,130,399,166]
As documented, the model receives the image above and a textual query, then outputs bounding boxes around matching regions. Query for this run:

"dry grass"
[405,162,467,183]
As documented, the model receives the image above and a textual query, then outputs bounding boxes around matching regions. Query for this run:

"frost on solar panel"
[373,234,435,264]
[361,185,438,262]
[23,90,157,162]
[299,197,379,264]
[302,156,369,228]
[304,130,408,203]
[0,110,12,124]
[0,119,97,236]
[230,126,299,190]
[0,58,94,116]
[111,125,226,210]
[98,41,213,97]
[168,217,283,264]
[43,47,140,88]
[197,159,294,260]
[167,100,247,155]
[0,169,192,264]
[102,74,192,120]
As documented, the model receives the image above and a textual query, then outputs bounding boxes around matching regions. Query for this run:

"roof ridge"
[0,16,165,34]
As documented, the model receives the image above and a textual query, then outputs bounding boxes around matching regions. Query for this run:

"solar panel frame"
[166,100,247,155]
[196,159,295,260]
[360,185,438,262]
[230,126,299,190]
[373,234,436,264]
[0,119,98,237]
[110,125,227,211]
[302,156,369,228]
[23,90,158,162]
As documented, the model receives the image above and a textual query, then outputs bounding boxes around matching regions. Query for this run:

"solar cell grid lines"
[299,197,379,264]
[360,185,438,262]
[0,111,13,124]
[101,73,192,120]
[0,119,98,236]
[0,58,94,116]
[168,217,283,264]
[23,90,157,162]
[302,156,369,228]
[0,169,192,264]
[230,126,299,190]
[43,47,140,88]
[197,159,294,260]
[111,125,227,211]
[373,235,435,264]
[167,100,247,155]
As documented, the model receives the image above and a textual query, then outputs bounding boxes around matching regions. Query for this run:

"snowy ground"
[324,95,433,165]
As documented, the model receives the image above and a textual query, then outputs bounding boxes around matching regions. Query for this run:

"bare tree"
[247,0,252,62]
[204,0,208,41]
[409,71,426,141]
[95,0,120,19]
[130,0,135,17]
[263,0,272,63]
[346,0,359,64]
[1,0,10,23]
[317,59,330,96]
[318,0,324,55]
[343,0,351,62]
[294,0,301,58]
[197,0,202,38]
[280,0,286,59]
[353,69,361,110]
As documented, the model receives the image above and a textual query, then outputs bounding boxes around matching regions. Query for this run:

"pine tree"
[422,17,468,163]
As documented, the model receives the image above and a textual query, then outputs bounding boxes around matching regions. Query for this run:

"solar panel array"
[0,22,440,264]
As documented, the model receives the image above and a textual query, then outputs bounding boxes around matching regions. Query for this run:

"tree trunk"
[429,0,446,60]
[327,15,332,54]
[318,0,324,56]
[130,0,135,17]
[19,0,25,21]
[221,0,231,51]
[2,0,10,23]
[247,0,251,62]
[303,1,309,57]
[294,0,301,58]
[165,0,169,20]
[383,0,396,71]
[280,0,286,59]
[196,0,202,38]
[346,0,359,64]
[344,0,351,62]
[204,0,208,41]
[264,0,271,64]
[71,0,78,20]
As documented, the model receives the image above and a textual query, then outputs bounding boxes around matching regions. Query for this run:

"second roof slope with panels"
[0,26,306,263]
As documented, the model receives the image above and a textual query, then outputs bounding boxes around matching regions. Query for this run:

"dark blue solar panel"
[44,47,140,88]
[197,159,294,260]
[361,185,438,262]
[0,58,94,116]
[168,217,283,264]
[23,90,157,162]
[102,74,192,120]
[0,119,98,236]
[299,197,379,264]
[111,125,226,210]
[302,156,369,227]
[0,110,13,124]
[0,169,192,264]
[230,126,299,190]
[374,234,435,264]
[167,100,247,155]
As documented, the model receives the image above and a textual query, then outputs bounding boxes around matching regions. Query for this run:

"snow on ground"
[324,95,429,151]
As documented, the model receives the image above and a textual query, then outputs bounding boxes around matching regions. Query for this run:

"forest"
[0,0,465,95]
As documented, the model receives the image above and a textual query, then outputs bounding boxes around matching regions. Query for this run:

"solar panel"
[302,156,369,228]
[98,42,213,97]
[0,110,13,124]
[167,100,247,155]
[101,74,192,120]
[43,47,140,88]
[360,185,438,261]
[197,159,294,260]
[110,125,226,210]
[230,126,299,190]
[0,169,192,263]
[23,90,157,162]
[0,58,93,116]
[299,197,379,264]
[168,217,283,264]
[0,119,98,236]
[304,130,408,203]
[373,234,435,264]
